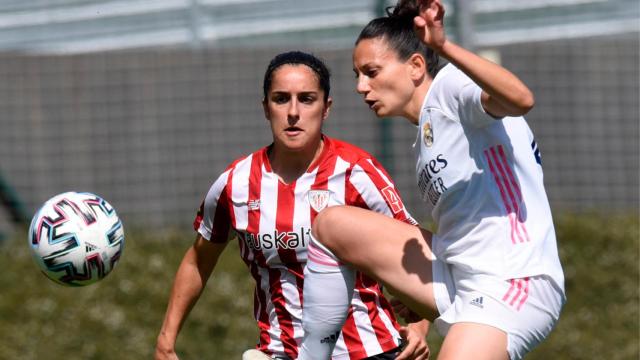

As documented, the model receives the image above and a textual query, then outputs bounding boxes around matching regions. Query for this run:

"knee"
[311,206,344,250]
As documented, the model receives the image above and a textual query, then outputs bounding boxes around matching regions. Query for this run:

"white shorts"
[432,257,565,360]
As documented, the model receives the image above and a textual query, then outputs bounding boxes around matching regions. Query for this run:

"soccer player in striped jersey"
[299,1,565,360]
[155,51,430,360]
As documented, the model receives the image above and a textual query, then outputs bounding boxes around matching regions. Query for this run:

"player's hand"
[396,324,430,360]
[154,347,179,360]
[413,0,447,52]
[155,336,180,360]
[390,298,423,323]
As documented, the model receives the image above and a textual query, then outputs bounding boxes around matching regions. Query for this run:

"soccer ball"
[28,191,125,286]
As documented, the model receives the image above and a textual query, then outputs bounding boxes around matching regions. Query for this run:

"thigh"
[434,273,563,360]
[438,322,509,360]
[313,205,438,320]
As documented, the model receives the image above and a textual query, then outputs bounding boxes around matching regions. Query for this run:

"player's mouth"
[365,99,378,110]
[285,126,303,135]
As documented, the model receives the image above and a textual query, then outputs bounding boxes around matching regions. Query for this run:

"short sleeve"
[194,169,233,243]
[346,157,418,225]
[458,77,500,128]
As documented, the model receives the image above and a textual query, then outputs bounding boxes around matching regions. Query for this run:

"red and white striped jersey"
[194,136,417,360]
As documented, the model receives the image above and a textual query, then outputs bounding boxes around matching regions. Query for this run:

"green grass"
[0,213,637,359]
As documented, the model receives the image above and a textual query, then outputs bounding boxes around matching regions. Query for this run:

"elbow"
[515,90,535,115]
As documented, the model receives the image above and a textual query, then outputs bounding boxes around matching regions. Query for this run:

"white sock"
[298,236,355,360]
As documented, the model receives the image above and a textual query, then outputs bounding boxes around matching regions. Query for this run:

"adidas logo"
[320,331,340,344]
[470,296,484,308]
[85,242,98,252]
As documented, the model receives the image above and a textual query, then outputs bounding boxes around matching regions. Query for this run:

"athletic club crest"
[423,122,434,147]
[308,190,331,212]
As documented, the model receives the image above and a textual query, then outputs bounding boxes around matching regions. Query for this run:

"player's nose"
[287,99,300,120]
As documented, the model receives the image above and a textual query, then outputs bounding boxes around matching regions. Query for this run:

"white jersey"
[415,64,564,288]
[195,136,416,360]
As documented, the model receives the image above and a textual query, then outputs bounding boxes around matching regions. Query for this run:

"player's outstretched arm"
[413,0,535,117]
[155,235,227,360]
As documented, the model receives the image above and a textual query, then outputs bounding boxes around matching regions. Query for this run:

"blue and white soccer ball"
[28,191,125,286]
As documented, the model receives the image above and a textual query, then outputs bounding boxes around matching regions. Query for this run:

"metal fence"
[0,33,637,233]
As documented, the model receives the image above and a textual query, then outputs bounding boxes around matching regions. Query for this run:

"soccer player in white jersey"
[155,51,431,360]
[299,1,566,360]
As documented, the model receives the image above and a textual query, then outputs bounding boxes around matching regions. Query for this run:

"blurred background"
[0,0,637,359]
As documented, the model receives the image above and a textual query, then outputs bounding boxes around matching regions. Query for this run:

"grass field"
[0,213,637,359]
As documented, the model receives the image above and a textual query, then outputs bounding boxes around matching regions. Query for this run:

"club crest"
[308,190,331,212]
[423,122,434,147]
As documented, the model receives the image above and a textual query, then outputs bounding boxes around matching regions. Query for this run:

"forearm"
[158,258,204,343]
[438,40,535,116]
[157,243,218,350]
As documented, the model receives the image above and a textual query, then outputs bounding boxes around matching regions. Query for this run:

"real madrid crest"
[308,190,331,212]
[423,122,434,147]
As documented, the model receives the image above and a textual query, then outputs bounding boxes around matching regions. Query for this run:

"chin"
[281,140,309,152]
[372,107,388,118]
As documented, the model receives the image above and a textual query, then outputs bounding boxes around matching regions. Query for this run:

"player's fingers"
[434,0,445,21]
[419,346,431,360]
[395,341,417,360]
[395,327,417,360]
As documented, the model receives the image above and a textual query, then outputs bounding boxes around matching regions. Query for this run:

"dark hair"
[356,0,440,78]
[263,51,331,103]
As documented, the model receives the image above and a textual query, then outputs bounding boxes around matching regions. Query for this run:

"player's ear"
[262,98,271,120]
[408,53,427,81]
[322,97,333,120]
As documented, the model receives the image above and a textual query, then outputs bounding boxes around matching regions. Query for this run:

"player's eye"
[271,94,289,104]
[299,94,316,104]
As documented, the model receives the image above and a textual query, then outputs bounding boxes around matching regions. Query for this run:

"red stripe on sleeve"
[193,200,204,231]
[356,159,411,223]
[210,184,232,243]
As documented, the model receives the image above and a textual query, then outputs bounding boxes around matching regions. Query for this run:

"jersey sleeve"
[193,169,233,243]
[346,157,418,225]
[455,69,499,128]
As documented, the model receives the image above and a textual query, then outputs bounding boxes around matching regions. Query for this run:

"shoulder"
[426,64,479,119]
[326,137,375,164]
[210,146,266,189]
[430,64,472,98]
[225,147,263,171]
[325,137,393,182]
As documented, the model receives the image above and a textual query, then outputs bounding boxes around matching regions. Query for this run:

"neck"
[403,76,433,125]
[269,137,324,184]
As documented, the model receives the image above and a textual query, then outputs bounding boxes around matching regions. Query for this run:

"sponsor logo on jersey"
[381,186,404,214]
[244,227,312,250]
[423,122,434,147]
[247,199,261,211]
[417,154,449,205]
[308,190,331,212]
